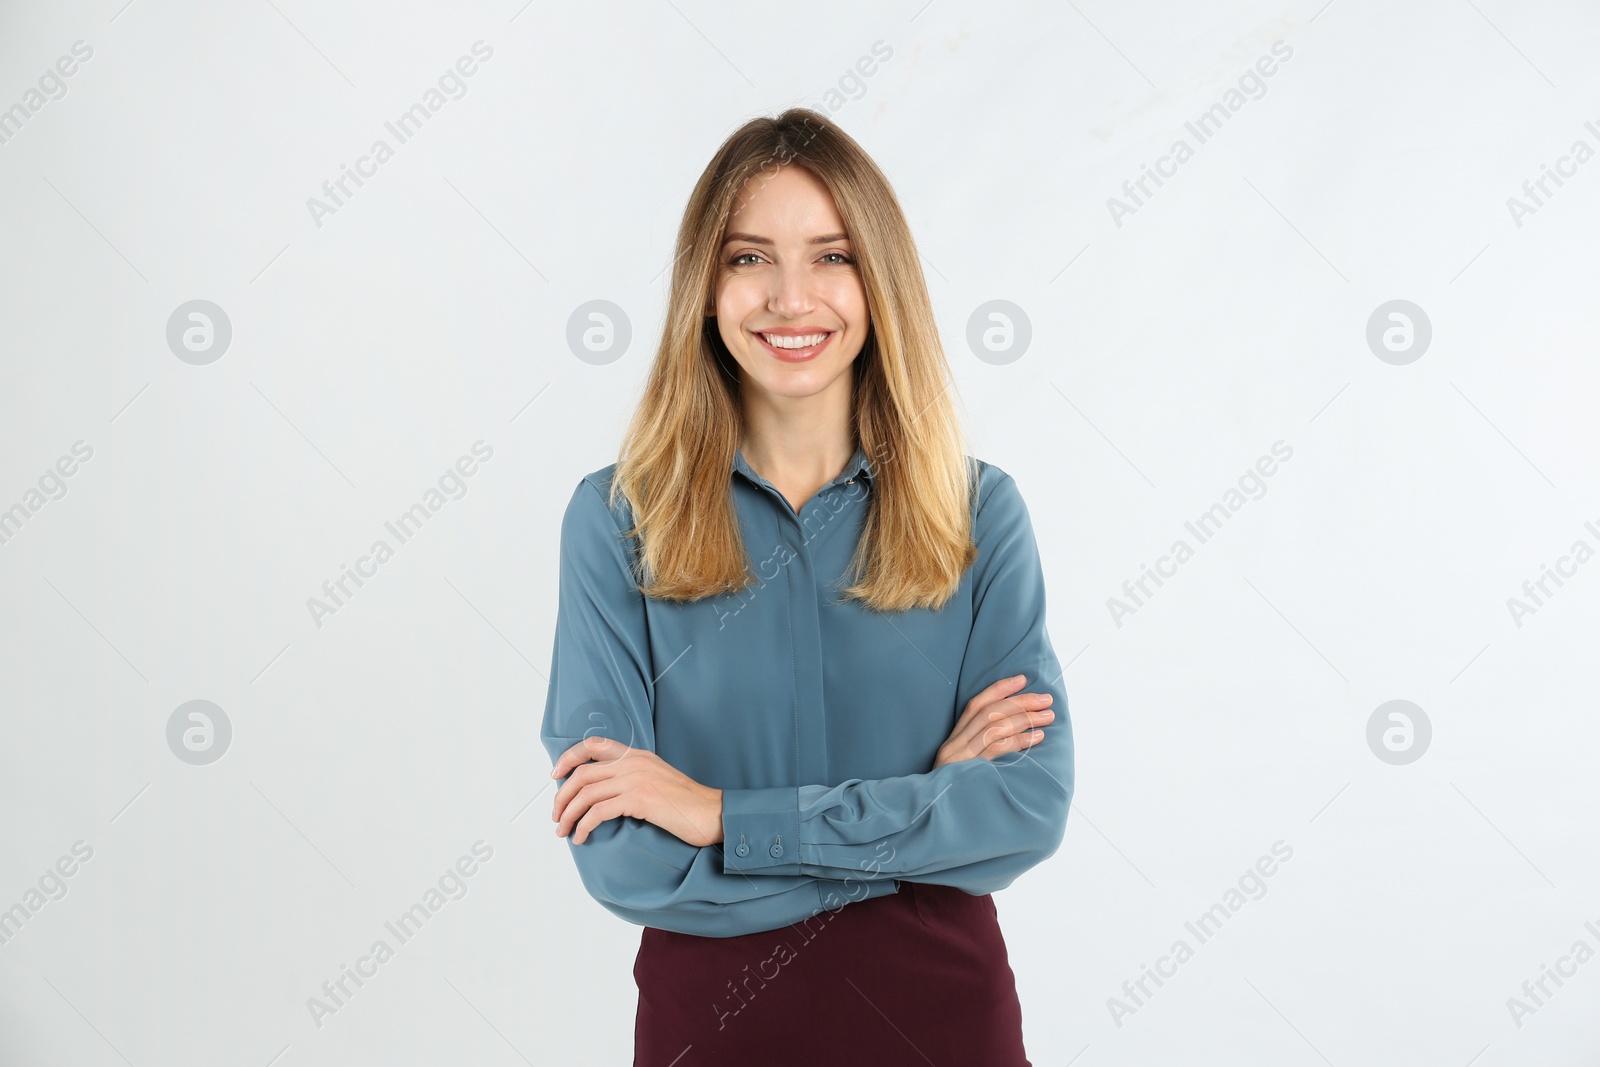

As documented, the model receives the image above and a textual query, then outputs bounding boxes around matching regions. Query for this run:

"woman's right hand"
[932,674,1056,770]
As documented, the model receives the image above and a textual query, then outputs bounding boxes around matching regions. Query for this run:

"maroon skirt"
[633,880,1032,1066]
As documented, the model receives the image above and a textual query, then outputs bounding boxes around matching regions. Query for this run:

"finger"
[984,729,1045,760]
[981,714,1028,747]
[980,701,1055,736]
[953,695,1051,754]
[557,780,622,839]
[573,797,625,845]
[980,718,1049,757]
[552,751,621,823]
[552,763,593,823]
[955,709,1011,758]
[961,674,1030,719]
[968,707,1054,759]
[980,696,1052,736]
[983,705,1054,742]
[957,687,1052,739]
[956,676,1026,732]
[984,731,1021,756]
[556,735,617,780]
[550,738,592,781]
[551,735,622,782]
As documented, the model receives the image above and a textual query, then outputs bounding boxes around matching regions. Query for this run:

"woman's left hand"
[550,736,724,847]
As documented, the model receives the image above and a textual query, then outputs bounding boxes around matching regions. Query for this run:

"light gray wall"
[0,1,1595,1063]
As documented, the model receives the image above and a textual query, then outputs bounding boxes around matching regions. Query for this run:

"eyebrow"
[721,231,852,246]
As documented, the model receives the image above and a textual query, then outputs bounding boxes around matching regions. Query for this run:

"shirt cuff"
[720,786,802,873]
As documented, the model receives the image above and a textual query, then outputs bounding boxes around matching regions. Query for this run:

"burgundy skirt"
[633,880,1032,1066]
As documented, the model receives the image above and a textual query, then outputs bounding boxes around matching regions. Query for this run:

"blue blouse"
[541,445,1073,938]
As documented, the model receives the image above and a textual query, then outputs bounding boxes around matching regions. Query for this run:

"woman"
[542,108,1072,1066]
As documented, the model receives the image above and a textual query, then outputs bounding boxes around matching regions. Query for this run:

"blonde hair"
[611,107,976,613]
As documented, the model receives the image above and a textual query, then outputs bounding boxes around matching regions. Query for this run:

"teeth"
[761,332,828,349]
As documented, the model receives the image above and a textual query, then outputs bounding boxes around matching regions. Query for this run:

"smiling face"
[707,164,870,412]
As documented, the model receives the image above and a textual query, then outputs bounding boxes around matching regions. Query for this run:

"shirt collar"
[731,444,874,490]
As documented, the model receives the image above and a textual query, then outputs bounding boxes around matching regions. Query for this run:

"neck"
[738,378,855,486]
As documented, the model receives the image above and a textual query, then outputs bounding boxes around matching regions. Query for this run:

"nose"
[767,261,815,318]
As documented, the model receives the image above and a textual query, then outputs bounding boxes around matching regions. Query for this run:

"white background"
[1,1,1597,1064]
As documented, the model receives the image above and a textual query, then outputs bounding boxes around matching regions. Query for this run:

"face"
[707,164,869,410]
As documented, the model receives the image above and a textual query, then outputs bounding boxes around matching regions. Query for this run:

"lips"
[754,330,834,362]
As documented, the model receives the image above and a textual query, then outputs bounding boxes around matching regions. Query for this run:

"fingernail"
[1013,674,1025,683]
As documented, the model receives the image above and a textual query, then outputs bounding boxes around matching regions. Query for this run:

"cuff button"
[736,844,749,856]
[769,844,783,857]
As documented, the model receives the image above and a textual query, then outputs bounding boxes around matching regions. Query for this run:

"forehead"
[724,164,847,238]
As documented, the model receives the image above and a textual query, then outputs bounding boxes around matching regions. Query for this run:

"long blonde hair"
[611,107,976,613]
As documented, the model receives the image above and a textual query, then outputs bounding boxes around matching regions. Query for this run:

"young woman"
[542,108,1073,1065]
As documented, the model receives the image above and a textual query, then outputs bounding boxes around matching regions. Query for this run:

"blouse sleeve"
[719,470,1074,894]
[540,478,900,938]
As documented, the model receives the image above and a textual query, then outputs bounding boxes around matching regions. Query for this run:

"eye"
[729,252,764,266]
[821,252,855,265]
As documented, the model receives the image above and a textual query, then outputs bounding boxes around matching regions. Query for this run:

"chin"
[758,380,830,400]
[753,365,849,397]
